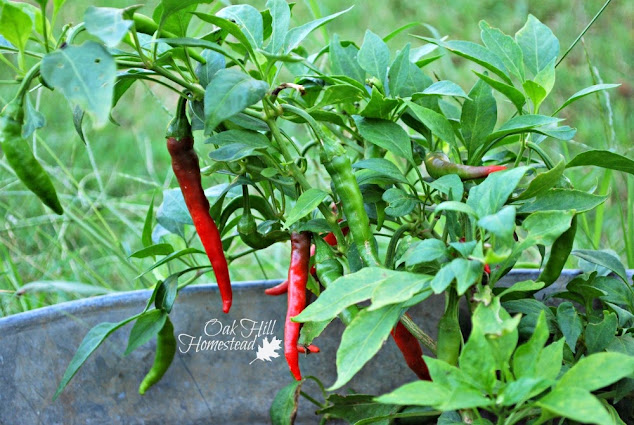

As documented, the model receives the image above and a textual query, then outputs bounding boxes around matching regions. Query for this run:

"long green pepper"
[320,141,380,267]
[139,317,176,394]
[436,288,462,366]
[0,98,63,215]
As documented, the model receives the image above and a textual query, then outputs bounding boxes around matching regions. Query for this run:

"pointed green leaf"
[41,42,116,128]
[388,43,432,98]
[217,4,263,48]
[329,304,402,390]
[480,21,524,80]
[353,116,413,163]
[515,15,559,77]
[284,189,329,229]
[204,69,268,134]
[473,71,526,111]
[405,100,456,146]
[461,79,497,155]
[358,29,390,87]
[284,6,353,53]
[566,150,634,175]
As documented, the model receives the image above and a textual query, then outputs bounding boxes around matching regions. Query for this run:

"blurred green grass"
[0,0,632,315]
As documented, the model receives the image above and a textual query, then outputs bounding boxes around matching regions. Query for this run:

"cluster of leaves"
[2,0,633,424]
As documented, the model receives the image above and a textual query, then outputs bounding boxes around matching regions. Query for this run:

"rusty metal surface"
[0,270,630,424]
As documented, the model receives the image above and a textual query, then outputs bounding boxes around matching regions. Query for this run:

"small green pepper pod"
[138,317,176,394]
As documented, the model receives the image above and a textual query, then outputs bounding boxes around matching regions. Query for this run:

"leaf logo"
[250,336,282,364]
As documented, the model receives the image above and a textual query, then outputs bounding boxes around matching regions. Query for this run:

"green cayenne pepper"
[320,140,380,267]
[0,65,63,215]
[138,317,176,394]
[436,288,462,366]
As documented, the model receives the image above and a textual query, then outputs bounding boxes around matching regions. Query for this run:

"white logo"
[177,318,280,364]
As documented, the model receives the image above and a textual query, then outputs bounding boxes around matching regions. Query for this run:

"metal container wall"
[0,270,628,424]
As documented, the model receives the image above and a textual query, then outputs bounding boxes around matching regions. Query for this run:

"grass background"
[0,0,632,316]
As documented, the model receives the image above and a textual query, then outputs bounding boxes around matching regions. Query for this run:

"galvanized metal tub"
[0,270,620,424]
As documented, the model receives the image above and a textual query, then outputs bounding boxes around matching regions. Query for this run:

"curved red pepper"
[166,97,232,313]
[285,231,311,380]
[390,319,431,381]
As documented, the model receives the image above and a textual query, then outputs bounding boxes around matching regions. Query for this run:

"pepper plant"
[1,0,633,423]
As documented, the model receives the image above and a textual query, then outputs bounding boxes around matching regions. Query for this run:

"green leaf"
[430,261,456,293]
[434,201,479,218]
[557,352,634,392]
[329,304,402,390]
[461,79,497,156]
[54,317,137,400]
[357,29,390,87]
[499,280,544,297]
[515,160,565,200]
[265,0,290,54]
[388,43,431,98]
[523,80,547,110]
[192,13,256,62]
[400,239,448,267]
[160,0,211,21]
[572,250,628,284]
[21,95,46,139]
[382,187,417,217]
[453,258,484,295]
[515,14,559,77]
[413,80,469,99]
[537,387,612,425]
[554,84,621,114]
[477,205,516,240]
[459,328,496,392]
[204,69,268,134]
[486,114,561,143]
[0,1,32,51]
[316,84,365,108]
[84,6,133,47]
[467,167,529,218]
[298,318,332,346]
[209,144,265,162]
[521,210,574,247]
[405,101,456,146]
[512,310,549,379]
[414,37,511,84]
[352,159,409,185]
[318,394,399,424]
[129,243,175,258]
[497,377,550,407]
[270,381,302,425]
[293,268,396,322]
[205,129,270,148]
[124,309,167,355]
[141,195,156,248]
[196,49,226,87]
[479,21,524,80]
[370,274,431,310]
[284,6,353,53]
[566,150,634,175]
[473,71,526,111]
[536,338,564,381]
[154,273,179,313]
[284,189,328,229]
[330,34,365,83]
[360,86,399,119]
[556,302,583,352]
[353,116,413,163]
[517,189,609,214]
[41,42,116,128]
[585,312,617,354]
[428,174,463,202]
[217,4,263,49]
[375,381,450,407]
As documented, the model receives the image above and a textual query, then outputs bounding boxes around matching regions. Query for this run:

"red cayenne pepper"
[166,97,232,313]
[390,319,431,380]
[285,231,311,380]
